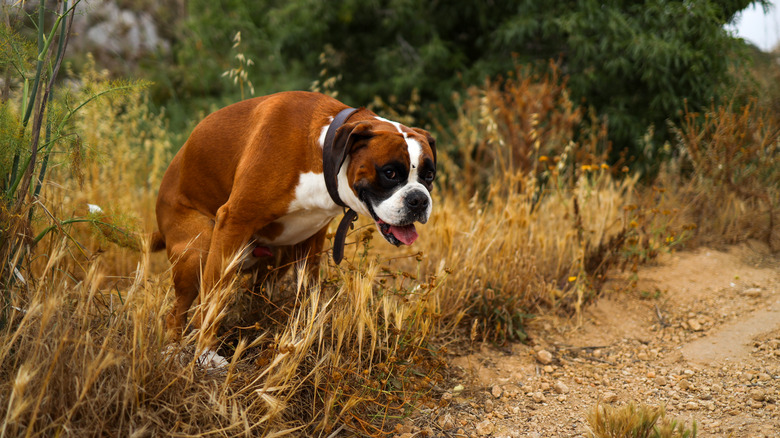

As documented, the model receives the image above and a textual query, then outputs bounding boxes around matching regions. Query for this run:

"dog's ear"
[330,121,374,172]
[411,127,436,165]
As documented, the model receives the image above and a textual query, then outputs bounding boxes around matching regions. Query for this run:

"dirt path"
[398,242,780,437]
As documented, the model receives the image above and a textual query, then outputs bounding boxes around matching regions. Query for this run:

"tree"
[158,0,768,169]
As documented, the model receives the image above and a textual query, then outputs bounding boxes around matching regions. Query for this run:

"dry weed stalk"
[671,98,780,250]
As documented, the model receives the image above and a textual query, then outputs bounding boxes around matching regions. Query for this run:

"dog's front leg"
[192,202,273,360]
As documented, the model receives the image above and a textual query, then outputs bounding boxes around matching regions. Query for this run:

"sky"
[728,1,780,51]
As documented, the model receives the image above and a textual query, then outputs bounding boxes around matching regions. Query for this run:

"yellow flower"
[539,156,549,162]
[568,276,577,282]
[600,163,609,170]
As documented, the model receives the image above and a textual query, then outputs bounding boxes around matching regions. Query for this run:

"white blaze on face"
[368,117,433,225]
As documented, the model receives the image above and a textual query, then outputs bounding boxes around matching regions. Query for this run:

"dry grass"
[586,402,697,438]
[2,56,777,435]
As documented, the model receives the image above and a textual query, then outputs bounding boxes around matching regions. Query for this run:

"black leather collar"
[322,107,359,264]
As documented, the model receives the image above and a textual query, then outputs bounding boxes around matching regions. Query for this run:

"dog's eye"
[384,169,397,180]
[423,170,435,182]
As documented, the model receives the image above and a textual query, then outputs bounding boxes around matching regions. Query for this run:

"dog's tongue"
[389,224,418,245]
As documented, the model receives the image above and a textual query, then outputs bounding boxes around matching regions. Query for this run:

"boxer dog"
[152,91,436,366]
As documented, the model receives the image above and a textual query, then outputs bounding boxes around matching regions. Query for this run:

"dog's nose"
[405,191,429,211]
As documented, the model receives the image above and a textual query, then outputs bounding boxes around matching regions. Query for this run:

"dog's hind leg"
[162,211,214,339]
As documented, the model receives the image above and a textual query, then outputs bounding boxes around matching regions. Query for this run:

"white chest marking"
[255,172,341,246]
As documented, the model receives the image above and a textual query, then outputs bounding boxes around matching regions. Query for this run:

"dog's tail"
[150,231,166,252]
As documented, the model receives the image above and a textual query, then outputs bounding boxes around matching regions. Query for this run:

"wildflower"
[539,156,549,162]
[581,164,592,171]
[568,276,577,282]
[629,220,639,228]
[600,163,609,170]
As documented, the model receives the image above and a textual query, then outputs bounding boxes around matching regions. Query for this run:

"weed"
[587,402,697,438]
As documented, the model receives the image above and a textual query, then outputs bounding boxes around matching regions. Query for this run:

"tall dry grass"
[4,47,773,436]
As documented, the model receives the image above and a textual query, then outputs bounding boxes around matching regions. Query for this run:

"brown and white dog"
[151,91,436,366]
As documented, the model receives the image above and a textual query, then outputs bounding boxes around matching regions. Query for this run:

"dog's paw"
[197,348,229,369]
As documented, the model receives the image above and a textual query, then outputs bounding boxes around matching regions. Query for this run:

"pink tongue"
[389,224,418,245]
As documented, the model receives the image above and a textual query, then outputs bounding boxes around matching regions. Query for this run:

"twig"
[654,304,669,327]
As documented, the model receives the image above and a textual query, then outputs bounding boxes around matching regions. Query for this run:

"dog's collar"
[323,107,358,207]
[322,107,359,264]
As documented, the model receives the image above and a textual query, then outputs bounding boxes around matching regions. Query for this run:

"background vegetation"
[0,0,778,435]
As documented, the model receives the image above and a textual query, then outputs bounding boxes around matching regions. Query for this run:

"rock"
[453,384,464,394]
[532,392,546,403]
[637,351,649,361]
[647,371,656,378]
[749,400,764,409]
[654,376,668,386]
[602,392,618,403]
[536,350,553,364]
[437,414,455,430]
[742,287,762,297]
[475,419,494,436]
[688,319,703,331]
[491,385,503,398]
[543,365,554,373]
[685,401,699,410]
[750,389,765,402]
[678,379,692,390]
[553,381,569,394]
[484,398,494,413]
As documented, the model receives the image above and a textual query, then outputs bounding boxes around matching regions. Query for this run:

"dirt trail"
[399,242,780,437]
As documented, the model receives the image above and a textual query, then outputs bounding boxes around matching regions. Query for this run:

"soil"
[396,241,780,438]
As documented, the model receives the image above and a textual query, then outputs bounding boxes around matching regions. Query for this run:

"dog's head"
[331,117,436,246]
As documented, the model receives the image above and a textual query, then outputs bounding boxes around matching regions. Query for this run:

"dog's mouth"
[360,191,422,247]
[375,218,418,246]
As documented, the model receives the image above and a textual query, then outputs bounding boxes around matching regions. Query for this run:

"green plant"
[1,1,146,322]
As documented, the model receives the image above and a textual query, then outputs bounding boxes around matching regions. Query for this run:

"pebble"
[688,319,703,331]
[637,351,649,360]
[655,376,668,386]
[543,365,554,373]
[437,414,455,430]
[475,419,494,436]
[750,389,765,402]
[532,392,546,403]
[678,379,692,390]
[685,401,699,410]
[647,371,656,378]
[536,350,553,365]
[602,392,618,403]
[553,381,569,394]
[749,400,764,409]
[491,385,503,398]
[484,399,494,413]
[742,287,762,297]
